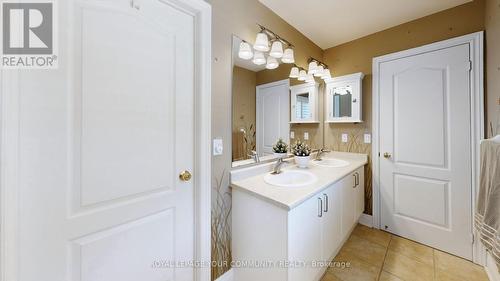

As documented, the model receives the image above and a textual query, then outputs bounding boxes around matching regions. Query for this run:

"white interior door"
[379,44,473,259]
[9,0,199,280]
[256,80,290,156]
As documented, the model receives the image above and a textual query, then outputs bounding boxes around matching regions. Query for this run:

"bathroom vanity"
[231,152,367,281]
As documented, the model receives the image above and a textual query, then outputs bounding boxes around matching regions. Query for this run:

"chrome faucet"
[314,148,331,161]
[248,150,260,163]
[271,158,288,174]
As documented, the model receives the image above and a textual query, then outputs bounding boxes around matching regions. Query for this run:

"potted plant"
[272,138,288,158]
[291,139,311,168]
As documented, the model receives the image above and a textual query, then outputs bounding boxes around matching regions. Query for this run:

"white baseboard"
[215,268,233,281]
[358,214,373,227]
[485,252,500,281]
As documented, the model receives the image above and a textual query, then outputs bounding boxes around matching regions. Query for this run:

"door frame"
[256,79,290,156]
[0,0,212,280]
[372,31,484,264]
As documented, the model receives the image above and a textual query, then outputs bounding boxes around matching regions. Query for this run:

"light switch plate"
[364,133,371,144]
[342,133,348,143]
[213,138,223,156]
[304,132,309,140]
[290,131,295,139]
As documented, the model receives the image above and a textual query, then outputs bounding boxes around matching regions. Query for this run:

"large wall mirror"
[231,35,328,168]
[231,35,292,167]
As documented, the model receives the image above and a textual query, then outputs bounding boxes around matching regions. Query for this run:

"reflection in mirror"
[295,93,311,120]
[232,35,291,168]
[332,86,352,118]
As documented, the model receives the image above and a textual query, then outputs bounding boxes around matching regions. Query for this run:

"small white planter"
[274,152,288,158]
[295,155,310,168]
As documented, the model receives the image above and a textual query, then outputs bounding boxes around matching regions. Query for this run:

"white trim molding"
[372,31,484,265]
[358,214,373,228]
[215,268,234,281]
[0,69,20,281]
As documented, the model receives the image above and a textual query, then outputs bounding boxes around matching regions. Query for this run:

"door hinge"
[469,60,473,72]
[378,152,380,157]
[471,233,475,244]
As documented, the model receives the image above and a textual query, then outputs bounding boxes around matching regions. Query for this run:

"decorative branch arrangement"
[291,139,311,157]
[272,138,288,154]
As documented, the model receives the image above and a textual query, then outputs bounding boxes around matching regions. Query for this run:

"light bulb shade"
[321,69,332,79]
[306,74,315,82]
[238,41,253,60]
[269,41,284,58]
[265,56,279,69]
[314,65,324,77]
[252,51,266,65]
[289,66,299,78]
[308,61,318,74]
[254,32,269,52]
[281,48,295,63]
[298,70,307,81]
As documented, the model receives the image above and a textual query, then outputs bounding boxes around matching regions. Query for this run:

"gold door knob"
[383,152,392,158]
[179,170,192,182]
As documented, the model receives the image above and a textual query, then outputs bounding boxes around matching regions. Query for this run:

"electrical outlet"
[342,133,348,143]
[290,131,295,139]
[213,138,223,156]
[304,132,309,140]
[364,133,371,144]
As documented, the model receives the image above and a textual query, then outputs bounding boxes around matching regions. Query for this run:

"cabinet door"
[355,168,365,218]
[321,184,342,262]
[341,174,356,238]
[288,195,323,281]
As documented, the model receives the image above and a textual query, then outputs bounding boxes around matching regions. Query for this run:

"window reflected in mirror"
[295,93,311,120]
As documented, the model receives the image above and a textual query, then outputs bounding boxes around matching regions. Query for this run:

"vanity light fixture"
[322,69,332,79]
[282,48,295,63]
[269,41,284,58]
[289,66,300,78]
[308,61,318,75]
[307,57,330,80]
[266,56,279,69]
[238,41,253,60]
[253,51,266,65]
[305,73,315,83]
[298,70,307,81]
[247,24,295,69]
[314,65,324,77]
[254,32,270,52]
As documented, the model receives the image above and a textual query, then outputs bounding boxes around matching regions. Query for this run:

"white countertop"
[230,152,368,210]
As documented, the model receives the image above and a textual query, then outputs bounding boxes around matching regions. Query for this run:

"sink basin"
[312,158,350,168]
[264,170,317,188]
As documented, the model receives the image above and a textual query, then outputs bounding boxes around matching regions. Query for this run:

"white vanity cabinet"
[232,167,365,281]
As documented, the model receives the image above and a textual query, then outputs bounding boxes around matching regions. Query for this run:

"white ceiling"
[258,0,472,49]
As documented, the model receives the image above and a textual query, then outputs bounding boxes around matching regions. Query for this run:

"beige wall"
[322,0,485,214]
[486,0,500,136]
[209,0,323,279]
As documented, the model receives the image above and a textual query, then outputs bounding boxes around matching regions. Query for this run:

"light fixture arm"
[257,24,294,48]
[308,57,328,69]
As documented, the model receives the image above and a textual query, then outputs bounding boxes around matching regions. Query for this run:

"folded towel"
[475,139,500,268]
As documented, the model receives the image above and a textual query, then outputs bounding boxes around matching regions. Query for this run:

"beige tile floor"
[321,224,489,281]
